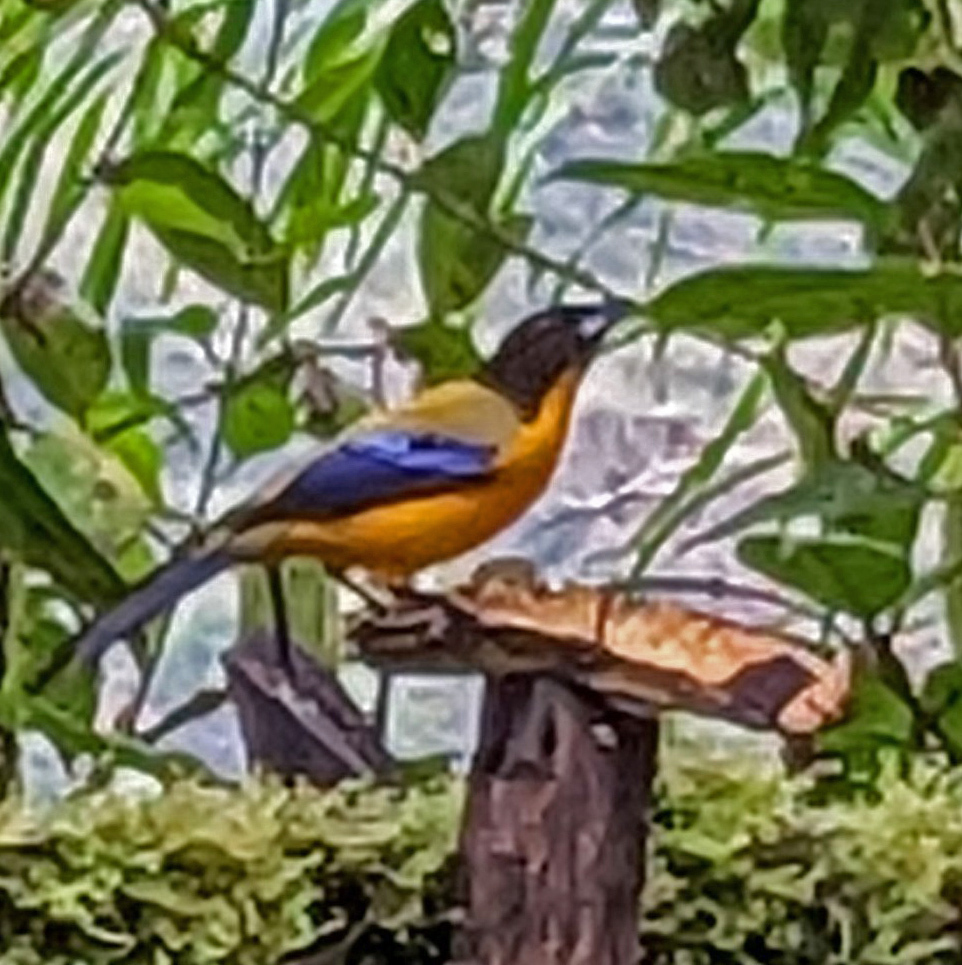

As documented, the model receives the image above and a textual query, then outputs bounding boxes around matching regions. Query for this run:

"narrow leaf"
[103,151,289,312]
[644,262,962,341]
[80,200,129,316]
[550,154,888,228]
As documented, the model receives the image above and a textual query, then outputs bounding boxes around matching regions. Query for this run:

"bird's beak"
[577,298,634,347]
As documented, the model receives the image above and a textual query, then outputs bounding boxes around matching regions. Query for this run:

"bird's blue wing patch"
[260,430,497,519]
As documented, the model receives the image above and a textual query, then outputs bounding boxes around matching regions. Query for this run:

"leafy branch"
[126,0,628,305]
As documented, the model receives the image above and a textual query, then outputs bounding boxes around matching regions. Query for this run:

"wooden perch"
[351,560,850,736]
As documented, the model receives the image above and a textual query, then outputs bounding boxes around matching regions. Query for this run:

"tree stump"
[453,676,658,965]
[351,564,849,965]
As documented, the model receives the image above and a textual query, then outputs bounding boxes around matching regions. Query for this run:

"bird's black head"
[479,300,631,419]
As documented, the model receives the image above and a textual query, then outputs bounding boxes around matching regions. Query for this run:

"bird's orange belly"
[262,472,544,577]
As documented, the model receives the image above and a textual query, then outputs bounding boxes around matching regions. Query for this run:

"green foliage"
[8,758,962,962]
[0,428,123,608]
[644,752,962,963]
[0,773,461,965]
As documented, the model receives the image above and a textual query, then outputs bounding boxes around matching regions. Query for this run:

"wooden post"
[453,675,658,965]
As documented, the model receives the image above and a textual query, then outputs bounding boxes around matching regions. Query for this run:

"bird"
[43,300,630,682]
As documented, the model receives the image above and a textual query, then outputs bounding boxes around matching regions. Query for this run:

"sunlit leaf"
[0,428,124,606]
[36,91,108,256]
[0,276,109,419]
[0,49,120,256]
[22,430,154,576]
[296,0,384,124]
[223,381,295,458]
[375,0,456,140]
[102,151,289,312]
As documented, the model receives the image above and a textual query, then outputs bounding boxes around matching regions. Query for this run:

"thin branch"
[323,190,410,334]
[609,573,848,636]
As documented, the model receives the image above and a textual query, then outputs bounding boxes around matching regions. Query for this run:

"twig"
[609,573,849,637]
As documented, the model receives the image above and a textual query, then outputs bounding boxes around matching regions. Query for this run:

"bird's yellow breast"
[245,369,582,577]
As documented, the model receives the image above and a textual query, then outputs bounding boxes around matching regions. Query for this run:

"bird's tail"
[73,548,233,667]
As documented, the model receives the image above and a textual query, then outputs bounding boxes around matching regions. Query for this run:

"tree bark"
[454,675,658,965]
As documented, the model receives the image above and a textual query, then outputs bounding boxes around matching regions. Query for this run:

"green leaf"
[262,274,355,346]
[415,134,511,315]
[102,151,289,313]
[0,284,109,419]
[160,0,255,144]
[223,382,295,458]
[685,460,923,555]
[273,97,369,266]
[630,371,769,574]
[390,317,481,384]
[644,262,962,341]
[80,200,129,316]
[0,428,124,606]
[120,305,218,396]
[550,153,888,227]
[22,431,154,577]
[375,0,455,140]
[781,0,830,131]
[654,19,750,116]
[737,532,911,617]
[416,132,505,204]
[493,0,560,130]
[0,8,110,201]
[819,671,916,752]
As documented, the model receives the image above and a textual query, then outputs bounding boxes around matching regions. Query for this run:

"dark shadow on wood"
[224,630,393,787]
